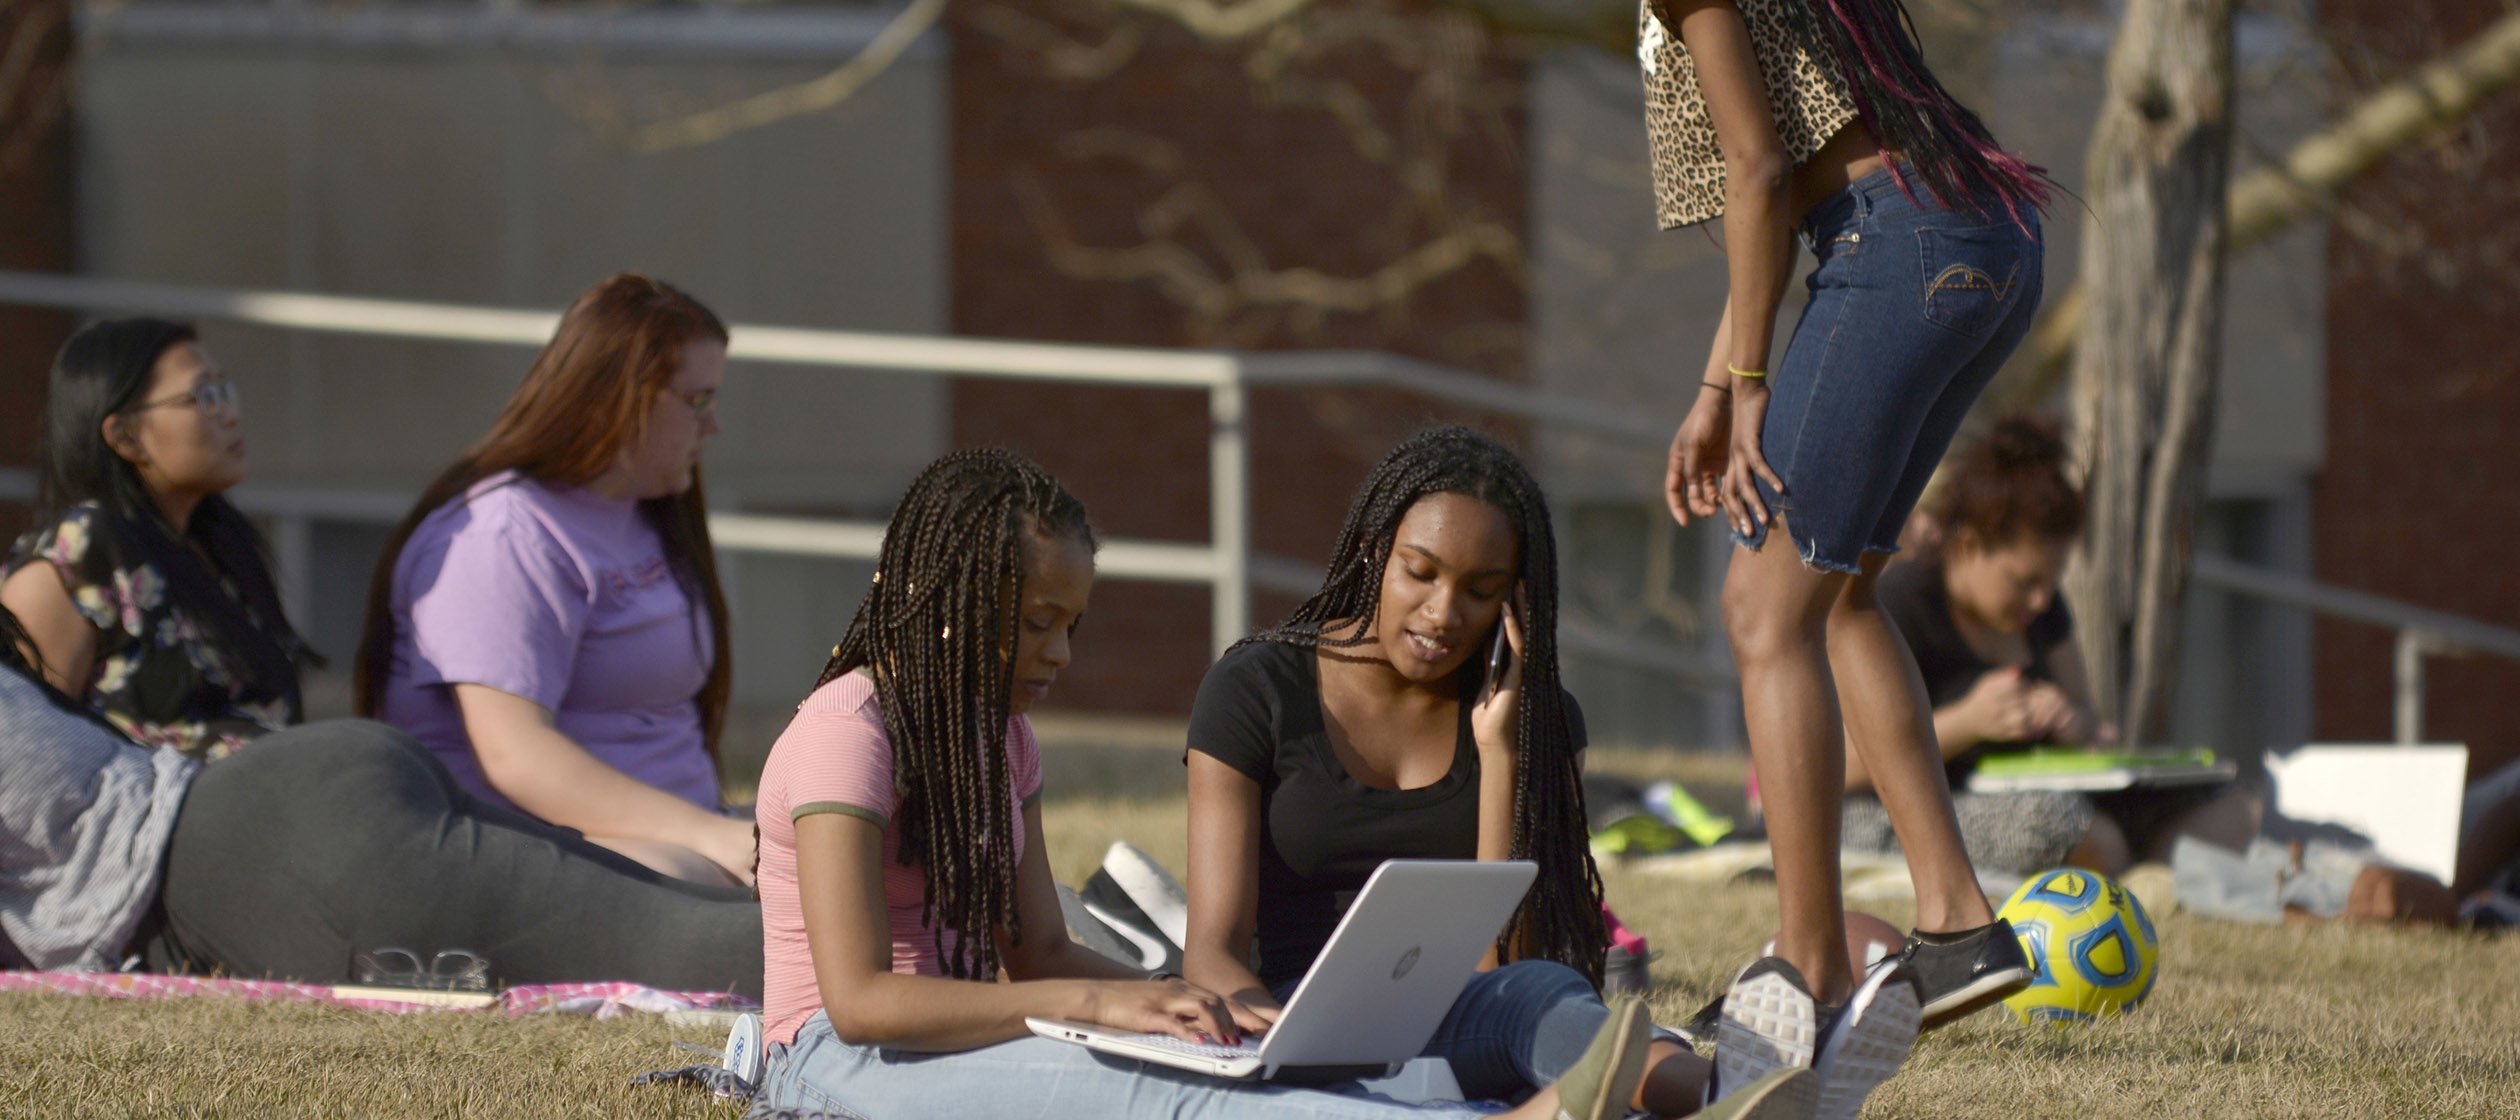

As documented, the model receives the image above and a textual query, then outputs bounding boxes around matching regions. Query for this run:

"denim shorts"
[1737,167,2045,572]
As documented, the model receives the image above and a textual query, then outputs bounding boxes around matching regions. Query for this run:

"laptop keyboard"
[1109,1032,1262,1060]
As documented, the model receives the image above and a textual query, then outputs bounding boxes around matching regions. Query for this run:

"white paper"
[2266,744,2468,885]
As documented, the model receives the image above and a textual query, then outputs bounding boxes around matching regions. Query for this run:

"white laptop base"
[1026,859,1537,1082]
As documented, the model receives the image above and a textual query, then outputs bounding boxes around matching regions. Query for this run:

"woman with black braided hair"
[748,447,1658,1120]
[1184,427,1810,1119]
[1646,0,2046,1111]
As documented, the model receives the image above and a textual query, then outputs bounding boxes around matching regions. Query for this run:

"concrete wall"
[72,6,951,723]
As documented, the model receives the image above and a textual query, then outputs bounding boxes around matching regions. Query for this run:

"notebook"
[1026,858,1535,1081]
[1966,747,2237,793]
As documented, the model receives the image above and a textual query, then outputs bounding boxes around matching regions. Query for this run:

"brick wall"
[2315,0,2520,778]
[948,0,1531,713]
[0,0,75,540]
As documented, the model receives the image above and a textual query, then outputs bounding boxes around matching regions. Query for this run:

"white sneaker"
[719,1012,765,1095]
[1812,963,1921,1120]
[1708,957,1818,1108]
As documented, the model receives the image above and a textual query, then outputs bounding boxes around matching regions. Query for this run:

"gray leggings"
[142,720,761,997]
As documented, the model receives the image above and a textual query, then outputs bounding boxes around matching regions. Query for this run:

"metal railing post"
[2394,629,2426,745]
[271,513,314,641]
[1209,376,1250,660]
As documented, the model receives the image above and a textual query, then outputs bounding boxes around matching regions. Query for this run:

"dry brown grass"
[2,735,2513,1117]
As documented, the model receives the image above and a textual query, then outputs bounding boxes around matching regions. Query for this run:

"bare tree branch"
[1103,0,1324,42]
[1012,169,1520,335]
[967,4,1146,80]
[1997,4,2520,412]
[0,0,72,179]
[555,0,948,154]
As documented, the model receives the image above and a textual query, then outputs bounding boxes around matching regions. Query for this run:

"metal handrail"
[0,269,1712,687]
[2188,553,2520,743]
[2188,554,2520,661]
[10,270,2516,737]
[0,272,1242,388]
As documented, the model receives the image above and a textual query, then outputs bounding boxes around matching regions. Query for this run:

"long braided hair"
[808,449,1096,980]
[1797,0,2053,229]
[1241,426,1607,985]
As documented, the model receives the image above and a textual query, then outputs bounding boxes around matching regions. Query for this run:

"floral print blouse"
[7,503,299,760]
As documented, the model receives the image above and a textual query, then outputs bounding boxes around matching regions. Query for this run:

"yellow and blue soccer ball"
[1994,867,2160,1025]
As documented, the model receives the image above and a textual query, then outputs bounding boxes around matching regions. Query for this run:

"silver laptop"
[1027,858,1536,1081]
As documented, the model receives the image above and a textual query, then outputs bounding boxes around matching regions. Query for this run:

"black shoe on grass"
[1896,919,2032,1029]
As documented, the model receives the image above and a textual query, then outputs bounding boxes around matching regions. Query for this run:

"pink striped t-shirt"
[754,671,1042,1046]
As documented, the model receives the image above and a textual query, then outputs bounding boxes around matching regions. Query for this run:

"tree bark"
[2063,0,2235,745]
[0,0,74,540]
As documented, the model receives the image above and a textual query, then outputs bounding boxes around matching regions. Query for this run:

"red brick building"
[2315,0,2520,777]
[946,0,1531,712]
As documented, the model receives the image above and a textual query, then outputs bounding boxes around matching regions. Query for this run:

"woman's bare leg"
[1722,518,1857,1004]
[1640,1040,1711,1115]
[1822,553,1998,935]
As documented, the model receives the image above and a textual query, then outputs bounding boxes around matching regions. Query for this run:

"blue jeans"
[1423,960,1624,1102]
[1273,959,1649,1105]
[756,1011,1501,1118]
[1737,166,2046,572]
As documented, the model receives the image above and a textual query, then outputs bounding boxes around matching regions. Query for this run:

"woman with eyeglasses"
[3,318,309,761]
[355,273,752,887]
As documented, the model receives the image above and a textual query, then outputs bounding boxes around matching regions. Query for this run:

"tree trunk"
[2064,0,2235,745]
[0,0,75,540]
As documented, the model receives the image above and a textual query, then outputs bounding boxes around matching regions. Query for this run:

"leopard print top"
[1638,0,1859,229]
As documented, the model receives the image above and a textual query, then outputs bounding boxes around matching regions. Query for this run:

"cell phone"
[1483,614,1512,699]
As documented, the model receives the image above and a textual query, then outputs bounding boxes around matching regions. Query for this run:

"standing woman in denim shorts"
[1646,0,2048,1104]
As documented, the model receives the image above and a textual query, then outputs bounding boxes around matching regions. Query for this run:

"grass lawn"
[4,737,2513,1118]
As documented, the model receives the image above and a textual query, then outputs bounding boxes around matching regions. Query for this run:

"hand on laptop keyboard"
[1114,1032,1264,1060]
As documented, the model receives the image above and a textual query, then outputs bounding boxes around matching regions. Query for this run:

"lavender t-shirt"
[376,472,719,814]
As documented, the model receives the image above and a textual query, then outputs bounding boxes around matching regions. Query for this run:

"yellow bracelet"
[1727,364,1768,380]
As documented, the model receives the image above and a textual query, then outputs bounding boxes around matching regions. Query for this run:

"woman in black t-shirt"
[1185,428,1755,1118]
[1844,418,2257,874]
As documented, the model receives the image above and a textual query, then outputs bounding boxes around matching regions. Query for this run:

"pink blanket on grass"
[0,971,757,1019]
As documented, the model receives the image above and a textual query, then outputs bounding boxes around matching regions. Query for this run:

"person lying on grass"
[0,603,761,995]
[746,447,1658,1120]
[1180,427,1821,1119]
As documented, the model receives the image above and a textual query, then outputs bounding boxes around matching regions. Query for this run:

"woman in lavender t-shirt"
[355,273,752,886]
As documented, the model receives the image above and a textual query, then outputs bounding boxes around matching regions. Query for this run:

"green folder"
[1967,747,2236,792]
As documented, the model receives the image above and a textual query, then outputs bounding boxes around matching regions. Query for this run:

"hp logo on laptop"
[1391,946,1421,981]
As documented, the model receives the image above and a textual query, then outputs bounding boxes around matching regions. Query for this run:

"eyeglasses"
[126,377,240,418]
[353,946,492,992]
[668,387,718,421]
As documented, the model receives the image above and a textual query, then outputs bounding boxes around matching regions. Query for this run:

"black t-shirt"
[1184,638,1584,990]
[1877,553,2074,785]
